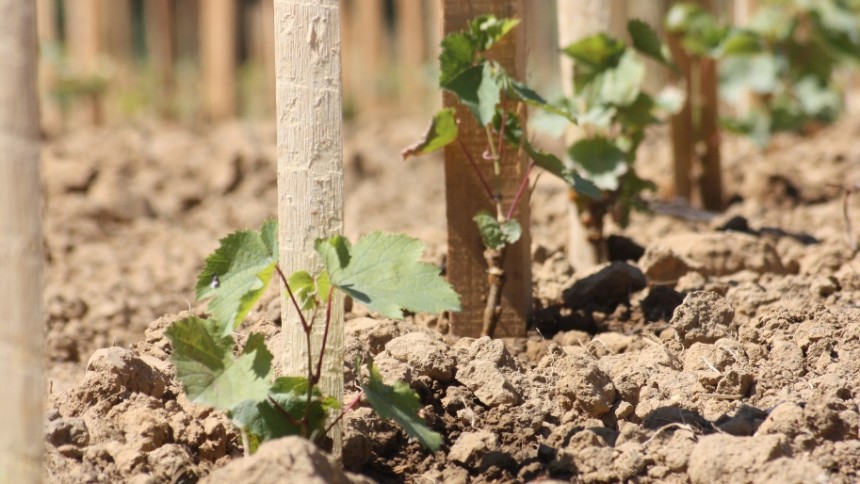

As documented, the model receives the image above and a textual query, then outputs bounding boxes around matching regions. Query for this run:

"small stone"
[671,291,734,346]
[457,360,520,407]
[448,430,498,467]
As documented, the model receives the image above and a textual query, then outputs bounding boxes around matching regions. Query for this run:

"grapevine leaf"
[507,79,577,122]
[165,317,273,411]
[316,232,461,319]
[563,32,626,89]
[628,18,675,68]
[361,361,442,451]
[568,137,629,191]
[195,219,278,335]
[439,32,475,86]
[719,29,764,56]
[468,15,519,51]
[587,50,645,107]
[524,142,601,200]
[473,212,521,250]
[287,271,314,310]
[444,62,500,126]
[230,376,336,452]
[401,108,459,160]
[616,93,658,130]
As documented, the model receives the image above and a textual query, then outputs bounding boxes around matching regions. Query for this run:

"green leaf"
[628,18,674,68]
[195,219,278,334]
[719,53,779,102]
[287,270,331,310]
[523,142,601,200]
[568,137,629,191]
[230,376,336,451]
[719,29,764,56]
[615,92,658,130]
[444,62,500,126]
[401,108,459,160]
[165,317,273,411]
[507,79,577,122]
[316,232,461,319]
[563,32,626,75]
[589,50,645,107]
[473,212,521,250]
[468,15,519,51]
[439,32,475,87]
[361,361,442,451]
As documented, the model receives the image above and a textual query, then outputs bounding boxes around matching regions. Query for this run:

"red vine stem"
[275,264,310,333]
[313,286,335,385]
[457,138,496,204]
[321,390,364,440]
[506,161,535,221]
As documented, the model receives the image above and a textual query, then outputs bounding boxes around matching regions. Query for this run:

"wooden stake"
[698,55,723,210]
[0,0,44,479]
[352,0,386,116]
[667,30,695,202]
[557,0,626,270]
[442,0,530,338]
[146,0,177,118]
[274,0,345,455]
[65,0,103,125]
[36,0,62,133]
[395,0,426,110]
[200,0,237,121]
[261,0,276,114]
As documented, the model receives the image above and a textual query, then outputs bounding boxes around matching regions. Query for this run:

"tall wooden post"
[443,0,531,338]
[667,28,695,202]
[352,0,386,115]
[395,0,426,110]
[667,0,723,209]
[261,0,276,114]
[274,0,345,454]
[0,0,44,479]
[65,0,103,124]
[699,54,722,210]
[146,0,177,118]
[37,0,62,133]
[200,0,237,120]
[557,0,626,270]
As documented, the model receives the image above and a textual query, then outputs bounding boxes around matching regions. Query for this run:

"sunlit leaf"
[316,232,461,319]
[166,317,273,411]
[401,108,459,160]
[195,219,278,334]
[361,361,442,451]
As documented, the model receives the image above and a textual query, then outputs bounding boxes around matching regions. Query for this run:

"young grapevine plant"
[558,19,682,257]
[165,220,460,454]
[669,1,860,146]
[403,15,598,337]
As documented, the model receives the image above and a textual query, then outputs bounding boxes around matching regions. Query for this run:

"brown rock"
[687,434,790,484]
[202,437,372,484]
[671,292,735,346]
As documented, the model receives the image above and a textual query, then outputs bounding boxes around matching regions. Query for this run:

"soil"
[42,114,860,483]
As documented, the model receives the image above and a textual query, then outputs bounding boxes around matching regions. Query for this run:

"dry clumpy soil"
[43,116,860,483]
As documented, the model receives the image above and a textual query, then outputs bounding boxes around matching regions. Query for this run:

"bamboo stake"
[0,0,44,479]
[274,0,345,455]
[442,0,531,338]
